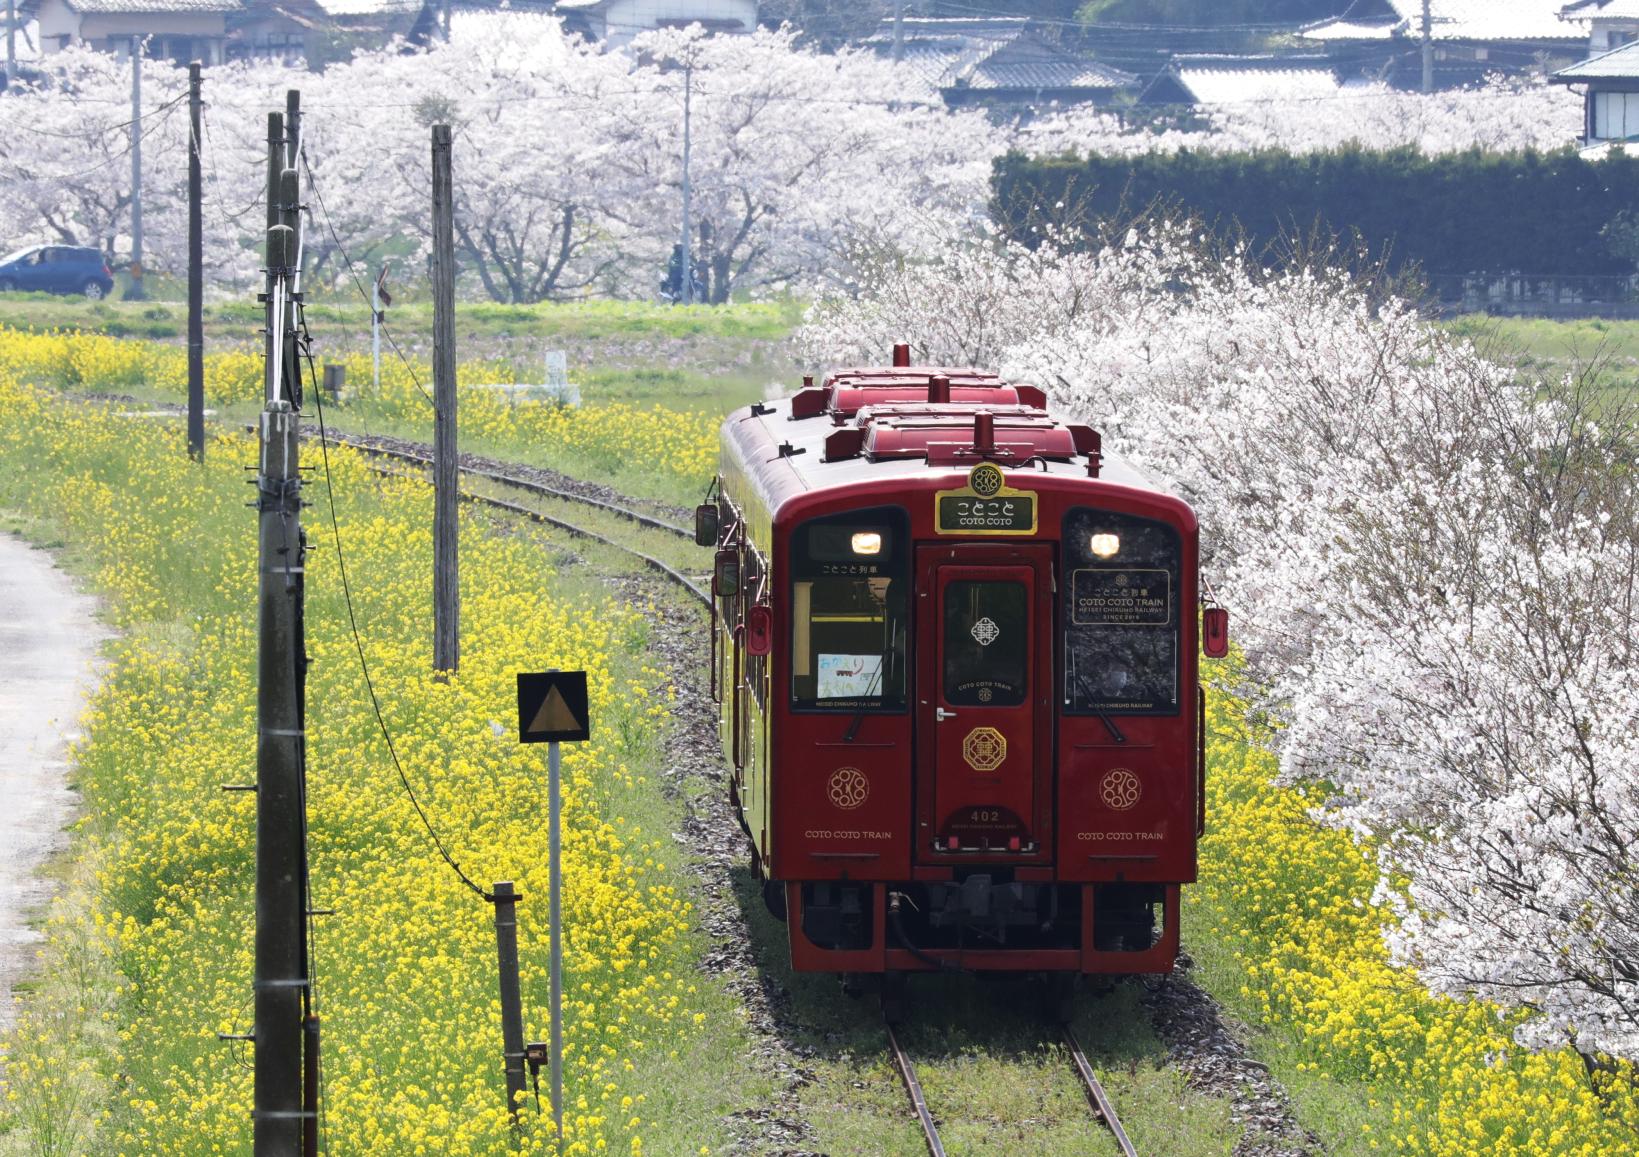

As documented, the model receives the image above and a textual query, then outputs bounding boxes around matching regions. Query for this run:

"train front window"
[791,508,909,711]
[1062,508,1181,716]
[943,581,1027,706]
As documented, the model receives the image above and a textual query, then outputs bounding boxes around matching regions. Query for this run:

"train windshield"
[1062,508,1181,716]
[790,507,909,711]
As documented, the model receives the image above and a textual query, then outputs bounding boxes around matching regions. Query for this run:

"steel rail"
[320,430,691,538]
[887,1025,947,1157]
[354,457,711,610]
[1063,1024,1139,1157]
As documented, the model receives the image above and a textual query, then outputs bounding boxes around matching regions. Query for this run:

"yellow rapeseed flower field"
[0,358,708,1154]
[0,326,719,492]
[1194,661,1639,1154]
[3,327,1636,1154]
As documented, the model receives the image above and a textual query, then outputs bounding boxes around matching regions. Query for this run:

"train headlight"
[1089,533,1120,559]
[851,531,883,556]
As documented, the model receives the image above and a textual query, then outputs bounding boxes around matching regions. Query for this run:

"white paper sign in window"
[817,653,884,700]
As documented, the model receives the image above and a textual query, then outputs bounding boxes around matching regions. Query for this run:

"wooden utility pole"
[679,63,693,306]
[128,39,145,301]
[254,108,310,1156]
[431,123,459,673]
[187,62,203,461]
[491,881,528,1125]
[283,89,303,409]
[1421,0,1434,94]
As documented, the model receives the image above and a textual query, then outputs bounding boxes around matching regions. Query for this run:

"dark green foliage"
[991,146,1639,276]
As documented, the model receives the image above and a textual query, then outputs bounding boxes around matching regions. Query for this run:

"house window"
[1611,31,1637,49]
[1594,91,1639,140]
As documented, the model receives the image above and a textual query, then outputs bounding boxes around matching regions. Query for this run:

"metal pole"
[1421,0,1433,94]
[491,882,528,1125]
[128,38,145,301]
[548,738,564,1145]
[431,123,459,673]
[254,396,307,1155]
[264,113,283,406]
[679,64,692,307]
[371,277,381,393]
[187,62,204,461]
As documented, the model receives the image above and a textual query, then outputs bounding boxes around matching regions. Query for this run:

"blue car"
[0,245,115,299]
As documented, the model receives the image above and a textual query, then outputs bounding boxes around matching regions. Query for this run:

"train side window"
[1062,508,1182,716]
[790,507,909,712]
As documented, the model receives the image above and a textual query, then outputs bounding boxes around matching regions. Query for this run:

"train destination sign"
[1070,569,1171,626]
[935,463,1037,536]
[516,670,591,743]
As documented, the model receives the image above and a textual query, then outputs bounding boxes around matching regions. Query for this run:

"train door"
[915,544,1053,860]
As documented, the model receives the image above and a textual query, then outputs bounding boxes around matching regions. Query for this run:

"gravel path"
[0,534,105,1042]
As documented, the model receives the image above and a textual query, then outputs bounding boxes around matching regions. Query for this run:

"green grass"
[1443,314,1639,405]
[0,291,804,349]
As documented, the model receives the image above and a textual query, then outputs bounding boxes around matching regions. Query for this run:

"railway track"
[314,425,1150,1154]
[292,426,712,609]
[888,1020,1139,1157]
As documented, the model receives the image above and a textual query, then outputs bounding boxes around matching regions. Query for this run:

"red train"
[698,345,1226,998]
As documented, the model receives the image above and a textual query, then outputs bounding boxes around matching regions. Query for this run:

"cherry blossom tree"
[802,228,1639,1060]
[1018,76,1583,158]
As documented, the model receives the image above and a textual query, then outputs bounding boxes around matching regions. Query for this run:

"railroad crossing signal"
[516,670,589,743]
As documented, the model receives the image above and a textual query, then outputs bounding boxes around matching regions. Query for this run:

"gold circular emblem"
[827,766,869,810]
[1100,768,1141,811]
[962,727,1008,772]
[969,462,1004,497]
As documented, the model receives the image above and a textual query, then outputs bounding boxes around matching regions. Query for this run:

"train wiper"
[1095,709,1127,745]
[1071,668,1127,744]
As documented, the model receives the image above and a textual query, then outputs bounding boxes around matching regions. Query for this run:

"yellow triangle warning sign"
[530,686,581,735]
[516,670,590,743]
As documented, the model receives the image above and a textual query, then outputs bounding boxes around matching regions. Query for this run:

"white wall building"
[33,0,239,64]
[1560,0,1639,53]
[555,0,757,50]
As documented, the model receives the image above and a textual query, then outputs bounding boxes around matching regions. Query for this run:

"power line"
[297,312,492,905]
[300,146,435,408]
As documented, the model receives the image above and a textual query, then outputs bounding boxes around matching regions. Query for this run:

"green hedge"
[992,146,1639,276]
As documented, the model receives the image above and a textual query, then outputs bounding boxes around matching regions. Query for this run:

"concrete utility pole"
[1421,0,1434,94]
[431,124,460,674]
[187,62,203,461]
[679,63,693,306]
[128,38,145,300]
[893,0,905,62]
[254,108,309,1156]
[6,0,16,85]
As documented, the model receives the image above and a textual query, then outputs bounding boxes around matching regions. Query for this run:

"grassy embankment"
[0,351,768,1153]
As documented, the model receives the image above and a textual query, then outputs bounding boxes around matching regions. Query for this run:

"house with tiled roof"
[1301,0,1584,87]
[866,17,1136,110]
[1141,54,1344,106]
[1551,37,1639,152]
[1559,0,1639,54]
[227,0,438,62]
[33,0,241,63]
